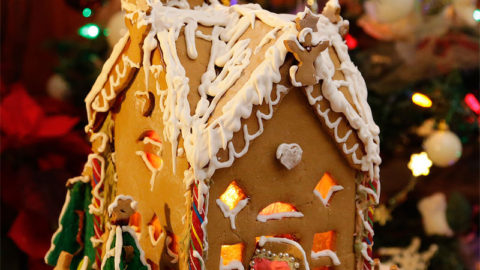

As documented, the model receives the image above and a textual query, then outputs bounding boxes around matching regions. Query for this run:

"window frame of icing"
[216,180,249,230]
[220,243,245,269]
[313,172,344,207]
[147,213,164,246]
[311,231,340,266]
[256,202,304,222]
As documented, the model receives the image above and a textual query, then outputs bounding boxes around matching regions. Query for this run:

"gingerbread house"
[45,0,381,269]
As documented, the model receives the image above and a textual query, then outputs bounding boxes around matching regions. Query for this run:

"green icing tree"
[103,227,150,270]
[45,178,95,269]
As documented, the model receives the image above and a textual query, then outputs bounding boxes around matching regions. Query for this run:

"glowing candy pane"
[219,181,246,210]
[148,215,163,240]
[129,212,142,233]
[220,243,244,266]
[315,173,336,200]
[312,231,336,252]
[259,202,297,215]
[144,130,162,143]
[146,152,163,169]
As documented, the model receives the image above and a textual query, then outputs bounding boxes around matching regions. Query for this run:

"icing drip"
[90,132,109,153]
[254,27,280,54]
[256,211,304,222]
[313,184,344,206]
[311,250,340,265]
[216,198,249,229]
[166,235,179,263]
[219,258,245,270]
[85,5,382,269]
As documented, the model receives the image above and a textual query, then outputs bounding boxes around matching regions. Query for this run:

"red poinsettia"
[1,83,90,268]
[0,83,79,151]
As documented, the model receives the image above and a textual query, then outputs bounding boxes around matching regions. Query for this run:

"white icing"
[215,198,249,229]
[90,132,109,153]
[358,184,379,204]
[85,154,106,216]
[148,225,165,246]
[289,65,303,87]
[44,182,74,264]
[107,195,138,216]
[66,175,89,185]
[219,258,244,270]
[313,185,344,207]
[122,226,151,268]
[85,32,130,131]
[101,225,151,270]
[276,143,303,170]
[86,4,380,188]
[192,250,205,270]
[114,226,123,270]
[166,235,179,263]
[84,5,383,266]
[254,26,280,54]
[311,249,340,265]
[360,242,374,263]
[136,147,164,191]
[256,211,304,222]
[357,207,374,235]
[77,256,89,270]
[258,236,309,270]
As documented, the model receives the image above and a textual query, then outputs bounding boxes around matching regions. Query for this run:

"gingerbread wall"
[206,87,357,269]
[113,66,190,269]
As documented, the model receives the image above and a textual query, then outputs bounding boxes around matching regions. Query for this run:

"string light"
[473,9,480,22]
[345,34,358,50]
[412,92,432,108]
[79,23,100,39]
[82,8,92,18]
[408,152,432,177]
[464,93,480,115]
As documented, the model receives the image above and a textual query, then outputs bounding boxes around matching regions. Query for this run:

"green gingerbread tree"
[102,196,150,270]
[44,176,96,269]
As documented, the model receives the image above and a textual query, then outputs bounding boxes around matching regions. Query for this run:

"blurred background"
[0,0,478,269]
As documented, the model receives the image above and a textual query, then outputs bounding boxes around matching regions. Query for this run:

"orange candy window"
[219,181,247,210]
[312,231,336,252]
[148,214,163,241]
[140,130,163,169]
[314,172,342,205]
[258,202,298,215]
[220,243,244,266]
[129,212,142,233]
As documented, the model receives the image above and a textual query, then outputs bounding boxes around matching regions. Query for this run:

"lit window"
[257,202,303,222]
[219,181,247,210]
[311,231,340,266]
[312,231,336,252]
[148,214,164,245]
[313,173,343,206]
[129,212,142,233]
[220,243,244,266]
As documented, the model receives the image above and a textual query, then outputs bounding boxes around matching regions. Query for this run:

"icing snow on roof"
[85,0,380,184]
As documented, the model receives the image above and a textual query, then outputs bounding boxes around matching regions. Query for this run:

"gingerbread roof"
[84,0,380,188]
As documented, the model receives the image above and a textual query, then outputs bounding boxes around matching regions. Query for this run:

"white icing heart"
[276,143,303,170]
